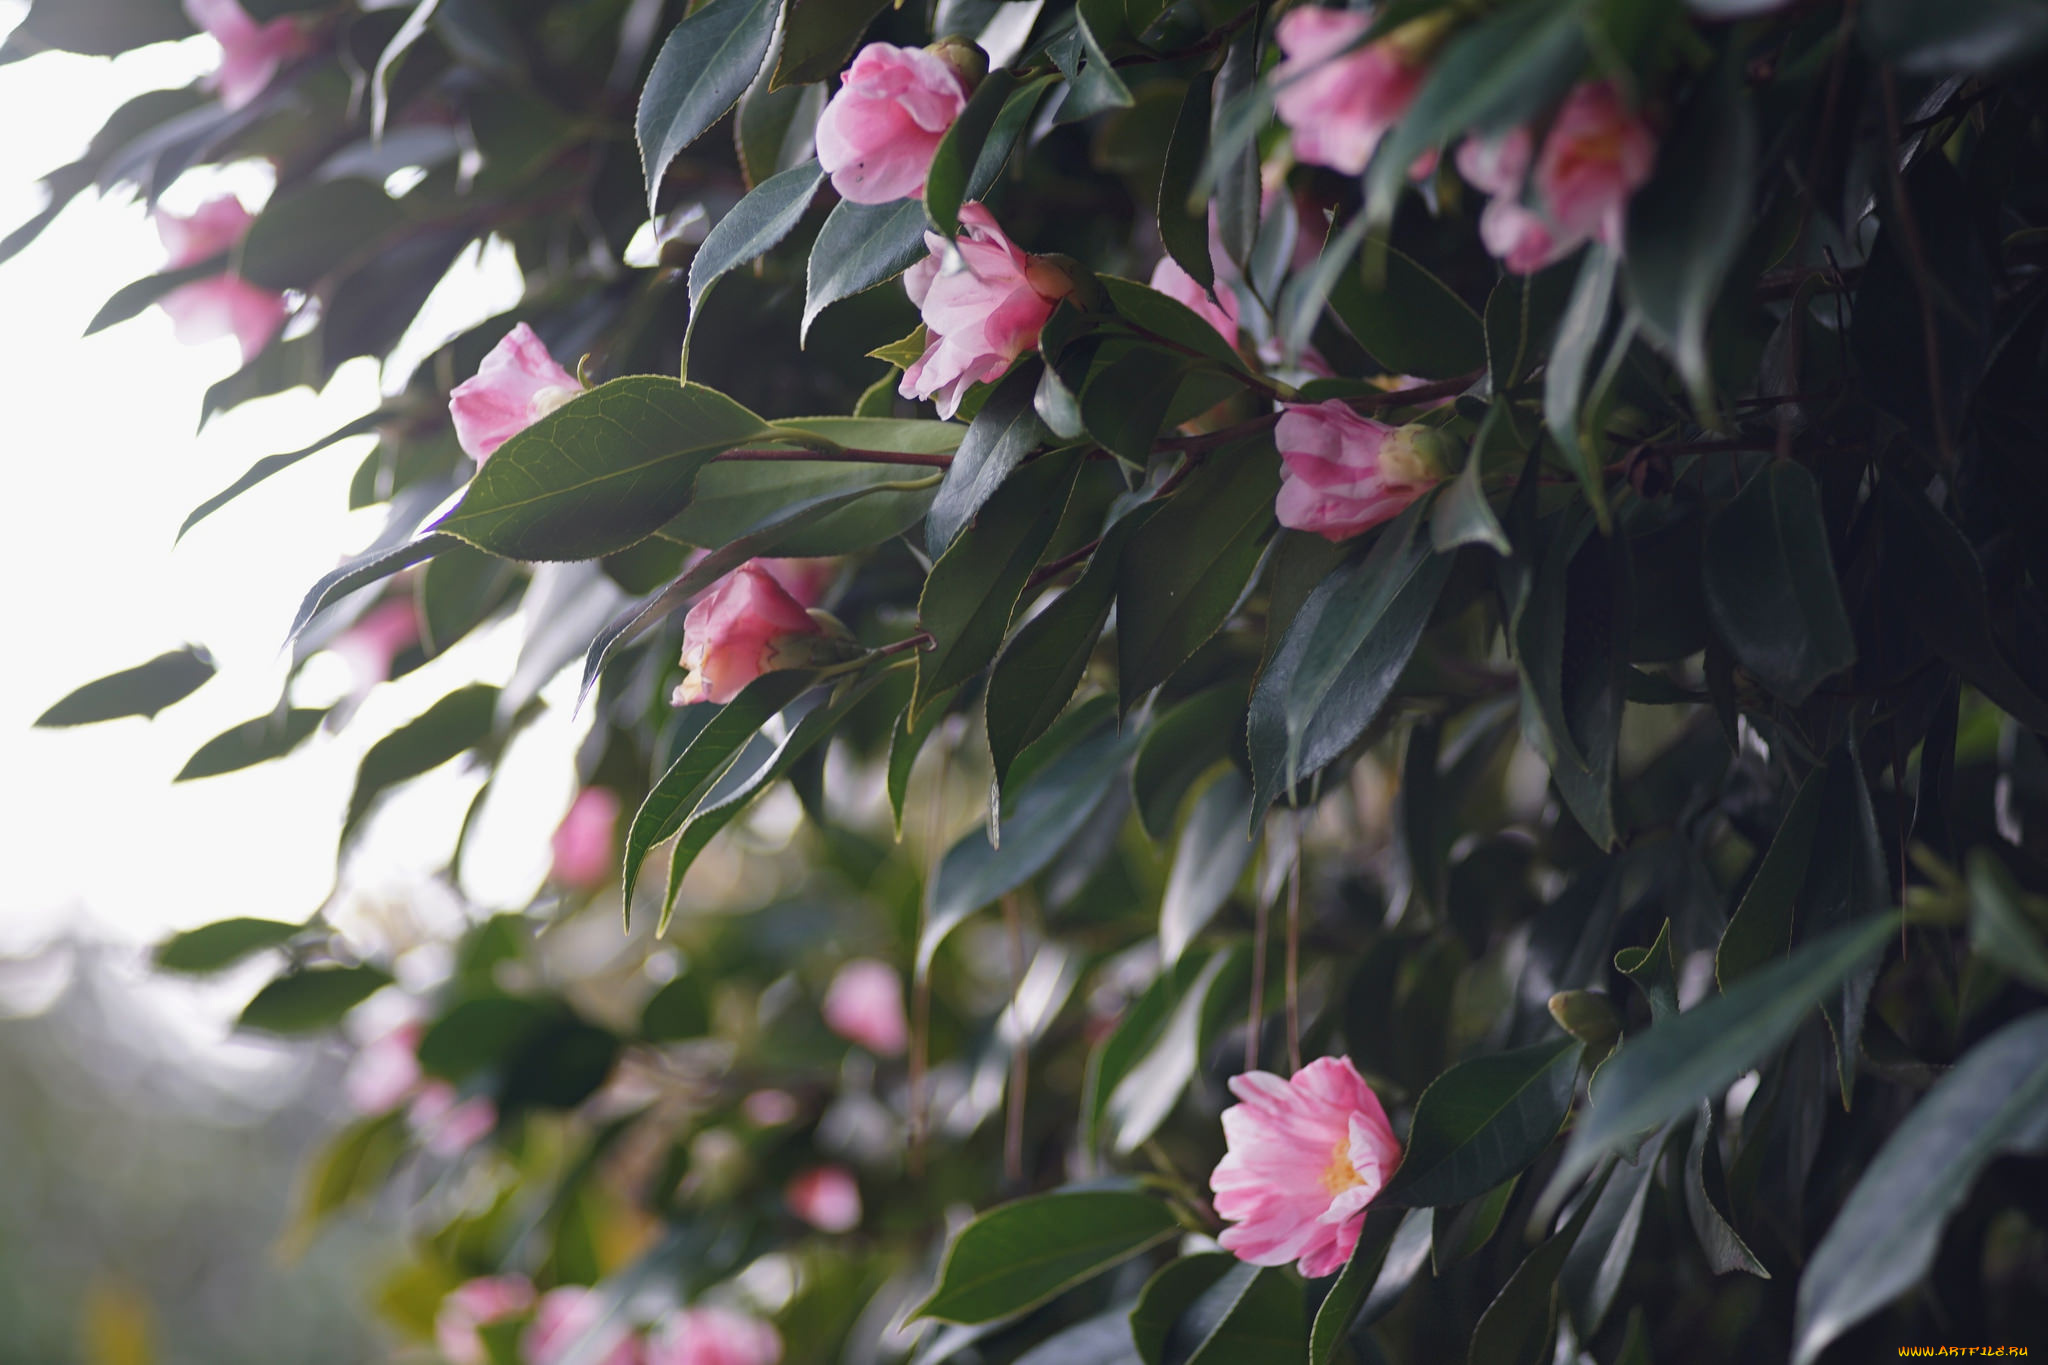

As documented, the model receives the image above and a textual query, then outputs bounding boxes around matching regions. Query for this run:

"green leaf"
[1358,1208,1434,1329]
[987,509,1152,786]
[927,363,1047,555]
[238,178,407,292]
[1132,684,1246,841]
[664,448,947,555]
[1716,765,1826,986]
[925,68,1022,237]
[416,996,556,1080]
[1207,20,1262,268]
[623,669,815,911]
[920,721,1139,975]
[915,1189,1179,1324]
[1015,1306,1143,1365]
[239,964,393,1035]
[1430,426,1508,556]
[1967,850,2048,991]
[1157,72,1215,291]
[288,535,452,644]
[1133,1261,1304,1365]
[176,707,327,781]
[1130,1254,1234,1365]
[343,684,500,847]
[1550,914,1899,1195]
[179,410,390,542]
[1381,1038,1582,1208]
[1057,1,1135,124]
[1084,950,1214,1147]
[737,66,825,186]
[641,973,712,1040]
[438,378,774,562]
[2,0,192,56]
[1099,275,1245,375]
[1701,463,1855,705]
[1466,1177,1598,1365]
[1158,770,1254,964]
[419,542,519,656]
[283,1114,405,1251]
[1249,512,1453,820]
[636,0,782,211]
[1684,1102,1769,1277]
[1793,1011,2048,1365]
[1543,244,1618,529]
[1105,948,1236,1153]
[1080,344,1191,463]
[1432,1175,1520,1270]
[1327,239,1488,380]
[1309,1216,1401,1365]
[687,158,827,316]
[155,917,304,974]
[35,645,215,727]
[85,252,226,334]
[1559,1139,1659,1340]
[1622,50,1754,412]
[888,691,953,837]
[1860,0,2048,73]
[1513,510,1625,846]
[802,198,929,342]
[773,0,891,86]
[1116,442,1279,709]
[916,447,1084,718]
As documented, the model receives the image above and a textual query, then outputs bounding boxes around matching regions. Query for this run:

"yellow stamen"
[1321,1137,1363,1196]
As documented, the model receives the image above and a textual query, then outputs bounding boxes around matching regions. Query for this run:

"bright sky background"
[0,6,591,1003]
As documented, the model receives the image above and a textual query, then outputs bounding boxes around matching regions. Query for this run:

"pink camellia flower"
[1149,254,1240,350]
[552,787,622,890]
[821,959,909,1057]
[1274,400,1448,541]
[900,202,1075,420]
[786,1165,863,1233]
[346,1020,425,1116]
[449,323,585,463]
[410,1083,499,1156]
[329,596,421,692]
[523,1287,640,1365]
[154,196,289,363]
[671,563,830,707]
[815,43,973,205]
[435,1275,537,1365]
[742,1089,800,1126]
[644,1307,782,1365]
[1271,8,1429,177]
[1456,82,1655,275]
[184,0,309,111]
[1209,1056,1403,1278]
[759,558,839,609]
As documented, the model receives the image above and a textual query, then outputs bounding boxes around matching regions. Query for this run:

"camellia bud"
[1548,989,1622,1064]
[926,36,989,92]
[1379,423,1455,486]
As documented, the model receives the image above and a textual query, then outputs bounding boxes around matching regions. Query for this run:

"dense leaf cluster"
[23,0,2048,1360]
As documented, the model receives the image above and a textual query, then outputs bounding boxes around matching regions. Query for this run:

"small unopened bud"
[927,36,988,91]
[1548,990,1622,1064]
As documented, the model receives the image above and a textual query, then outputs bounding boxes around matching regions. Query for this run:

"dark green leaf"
[1967,850,2048,991]
[1158,73,1215,291]
[240,965,393,1035]
[927,364,1046,555]
[85,252,226,335]
[1793,1011,2048,1365]
[238,178,406,292]
[925,68,1022,237]
[803,198,928,340]
[439,378,774,562]
[888,691,953,837]
[1685,1103,1769,1277]
[179,410,389,542]
[1430,423,1508,556]
[343,684,500,847]
[287,534,452,643]
[1357,1208,1434,1329]
[155,917,304,974]
[1105,949,1236,1153]
[176,707,327,781]
[1701,463,1855,705]
[688,158,827,316]
[641,973,712,1040]
[1015,1306,1143,1365]
[416,996,556,1081]
[637,0,782,211]
[1327,239,1487,380]
[1860,0,2048,73]
[1381,1038,1582,1208]
[774,0,891,86]
[1560,1139,1659,1340]
[915,1189,1179,1324]
[1716,767,1826,986]
[1099,275,1245,374]
[35,645,215,727]
[1130,1254,1233,1365]
[1309,1216,1400,1365]
[1158,770,1255,964]
[1543,244,1618,527]
[1466,1177,1597,1365]
[1132,684,1246,841]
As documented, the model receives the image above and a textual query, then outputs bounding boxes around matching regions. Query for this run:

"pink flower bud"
[153,196,289,364]
[1148,254,1240,350]
[1273,400,1447,541]
[183,0,309,111]
[345,1020,424,1115]
[551,787,622,890]
[821,959,909,1056]
[1456,83,1655,275]
[1272,8,1429,177]
[671,563,831,707]
[786,1165,863,1233]
[524,1287,640,1365]
[1209,1056,1402,1278]
[644,1306,783,1365]
[899,203,1074,419]
[435,1275,536,1365]
[448,323,585,464]
[815,43,973,205]
[329,596,421,692]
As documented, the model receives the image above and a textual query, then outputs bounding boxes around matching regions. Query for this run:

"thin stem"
[909,729,951,1177]
[1284,815,1303,1075]
[871,631,933,661]
[1246,859,1270,1075]
[714,447,953,468]
[1003,893,1028,1186]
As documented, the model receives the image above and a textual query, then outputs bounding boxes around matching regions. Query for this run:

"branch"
[713,447,953,468]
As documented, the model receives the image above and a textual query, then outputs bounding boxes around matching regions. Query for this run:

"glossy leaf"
[924,68,1021,237]
[36,645,215,727]
[915,1189,1179,1324]
[1132,684,1246,841]
[1158,770,1255,964]
[1560,1140,1660,1340]
[155,917,303,974]
[1157,72,1214,291]
[774,0,891,86]
[179,410,389,542]
[1716,765,1825,987]
[239,964,393,1035]
[1684,1102,1769,1277]
[1381,1037,1581,1208]
[637,0,782,211]
[343,684,500,847]
[687,158,827,316]
[175,707,327,781]
[1104,948,1235,1153]
[1326,239,1487,380]
[1701,463,1855,705]
[927,363,1046,556]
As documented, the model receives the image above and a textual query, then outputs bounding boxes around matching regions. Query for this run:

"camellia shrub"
[23,0,2048,1359]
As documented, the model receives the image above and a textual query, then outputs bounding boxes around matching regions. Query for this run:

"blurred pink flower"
[821,959,908,1057]
[410,1082,498,1156]
[184,0,308,111]
[330,596,421,691]
[786,1165,863,1233]
[671,563,827,707]
[1456,83,1655,274]
[435,1275,537,1365]
[153,196,288,363]
[1209,1056,1402,1278]
[900,203,1074,419]
[552,787,622,890]
[1149,255,1240,350]
[449,323,585,463]
[1271,8,1427,176]
[815,43,971,205]
[345,1020,424,1115]
[741,1090,800,1126]
[1273,400,1446,541]
[524,1286,640,1365]
[644,1307,782,1365]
